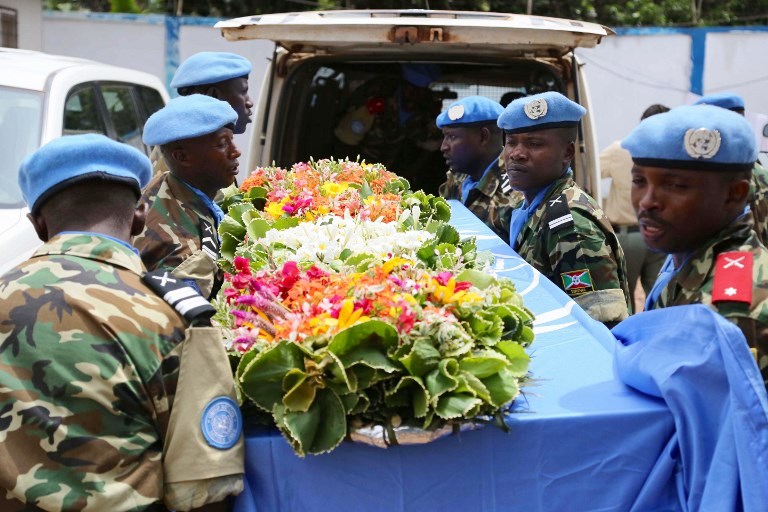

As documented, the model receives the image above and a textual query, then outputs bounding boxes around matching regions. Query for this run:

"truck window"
[63,86,107,137]
[100,84,144,154]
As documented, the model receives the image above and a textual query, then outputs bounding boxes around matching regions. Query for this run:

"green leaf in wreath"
[481,367,521,407]
[456,268,496,290]
[455,371,491,402]
[435,394,483,420]
[328,320,399,357]
[425,358,459,401]
[246,217,272,240]
[219,232,241,266]
[429,196,452,222]
[458,350,510,379]
[274,387,347,456]
[239,341,305,412]
[398,339,440,377]
[359,181,374,200]
[464,310,503,345]
[384,375,428,418]
[494,304,522,339]
[493,341,531,377]
[435,223,460,245]
[219,215,247,240]
[282,369,317,413]
[227,202,255,225]
[272,216,301,231]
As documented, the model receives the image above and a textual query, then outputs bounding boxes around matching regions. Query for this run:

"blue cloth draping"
[232,200,676,512]
[613,305,768,512]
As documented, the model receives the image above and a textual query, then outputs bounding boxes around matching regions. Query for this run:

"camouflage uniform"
[439,160,523,241]
[0,233,243,511]
[504,173,631,323]
[149,145,169,176]
[749,162,768,246]
[134,171,222,299]
[646,215,768,388]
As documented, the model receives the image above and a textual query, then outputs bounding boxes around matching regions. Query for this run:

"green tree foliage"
[45,0,768,26]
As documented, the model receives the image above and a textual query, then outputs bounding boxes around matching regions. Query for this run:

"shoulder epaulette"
[200,219,219,260]
[712,251,753,304]
[142,270,216,324]
[545,193,574,233]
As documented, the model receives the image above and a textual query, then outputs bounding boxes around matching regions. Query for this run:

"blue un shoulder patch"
[201,396,242,449]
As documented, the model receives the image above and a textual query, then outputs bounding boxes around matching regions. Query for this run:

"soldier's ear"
[206,85,223,100]
[131,201,147,237]
[27,212,49,242]
[562,140,575,166]
[725,177,750,206]
[169,147,191,167]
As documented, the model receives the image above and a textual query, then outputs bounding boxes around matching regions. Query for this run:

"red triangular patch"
[712,251,753,304]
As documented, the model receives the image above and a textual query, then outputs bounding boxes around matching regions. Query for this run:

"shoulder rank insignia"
[546,193,574,232]
[560,269,595,296]
[712,251,753,304]
[200,219,219,261]
[142,269,216,324]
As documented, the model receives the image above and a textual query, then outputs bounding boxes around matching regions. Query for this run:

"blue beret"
[143,94,238,146]
[497,91,586,134]
[170,52,252,89]
[621,105,757,172]
[436,96,503,129]
[693,92,745,112]
[19,134,150,212]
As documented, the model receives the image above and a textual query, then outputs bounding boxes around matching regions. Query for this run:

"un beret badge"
[448,104,465,121]
[524,98,548,120]
[684,127,721,159]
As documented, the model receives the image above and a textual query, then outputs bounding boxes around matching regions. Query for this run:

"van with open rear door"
[215,10,613,197]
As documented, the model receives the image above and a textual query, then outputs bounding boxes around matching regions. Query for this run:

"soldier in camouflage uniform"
[623,104,768,389]
[497,91,630,325]
[150,52,254,177]
[436,96,523,240]
[135,94,241,299]
[693,92,768,245]
[0,134,244,511]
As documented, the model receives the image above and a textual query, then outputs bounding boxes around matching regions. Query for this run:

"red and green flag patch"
[560,269,594,296]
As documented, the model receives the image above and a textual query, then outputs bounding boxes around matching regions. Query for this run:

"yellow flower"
[320,182,350,197]
[431,277,480,305]
[381,257,412,275]
[265,198,289,219]
[330,299,370,331]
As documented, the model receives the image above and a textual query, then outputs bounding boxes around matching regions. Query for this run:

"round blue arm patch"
[200,396,242,449]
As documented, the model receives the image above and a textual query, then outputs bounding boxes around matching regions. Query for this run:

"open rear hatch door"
[215,10,614,57]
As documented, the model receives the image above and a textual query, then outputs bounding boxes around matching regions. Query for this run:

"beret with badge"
[621,104,757,172]
[693,91,745,113]
[497,91,586,134]
[143,94,238,146]
[170,51,252,89]
[435,95,504,129]
[18,133,151,213]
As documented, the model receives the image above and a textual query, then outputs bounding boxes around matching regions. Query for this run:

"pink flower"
[435,271,453,286]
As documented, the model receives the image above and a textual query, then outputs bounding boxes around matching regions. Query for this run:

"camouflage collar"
[475,163,501,198]
[33,233,144,275]
[166,172,217,223]
[673,215,756,293]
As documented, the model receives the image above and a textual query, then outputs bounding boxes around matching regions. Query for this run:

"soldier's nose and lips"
[631,165,728,255]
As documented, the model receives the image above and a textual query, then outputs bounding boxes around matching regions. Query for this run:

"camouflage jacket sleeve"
[0,235,187,511]
[516,179,630,323]
[133,172,222,298]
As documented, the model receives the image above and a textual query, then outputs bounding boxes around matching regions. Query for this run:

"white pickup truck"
[0,48,169,274]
